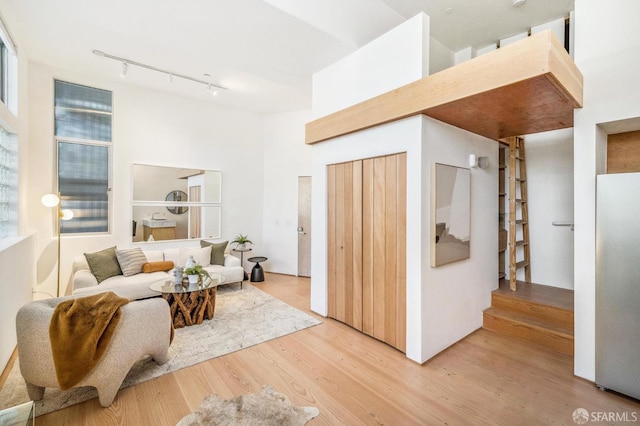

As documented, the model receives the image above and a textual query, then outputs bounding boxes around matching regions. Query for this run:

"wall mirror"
[165,190,189,214]
[131,164,222,242]
[431,163,470,267]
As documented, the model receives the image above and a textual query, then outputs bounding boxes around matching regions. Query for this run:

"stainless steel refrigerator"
[596,172,640,400]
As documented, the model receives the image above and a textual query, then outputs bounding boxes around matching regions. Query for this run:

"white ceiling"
[0,0,574,114]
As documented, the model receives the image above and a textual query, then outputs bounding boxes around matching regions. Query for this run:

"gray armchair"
[16,295,171,407]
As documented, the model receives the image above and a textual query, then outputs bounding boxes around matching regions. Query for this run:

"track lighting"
[92,49,227,93]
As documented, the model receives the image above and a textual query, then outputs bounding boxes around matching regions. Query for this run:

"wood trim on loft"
[305,30,583,145]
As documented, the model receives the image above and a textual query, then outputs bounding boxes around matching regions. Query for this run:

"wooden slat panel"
[372,156,386,342]
[306,30,583,145]
[327,154,406,352]
[384,155,398,347]
[343,162,354,327]
[334,163,346,322]
[327,164,337,319]
[607,130,640,173]
[352,160,363,331]
[396,153,407,353]
[362,159,374,335]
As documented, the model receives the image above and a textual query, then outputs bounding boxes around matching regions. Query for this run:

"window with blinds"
[0,39,8,105]
[54,80,112,234]
[0,126,17,238]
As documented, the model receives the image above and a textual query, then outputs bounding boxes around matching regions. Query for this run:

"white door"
[298,176,311,277]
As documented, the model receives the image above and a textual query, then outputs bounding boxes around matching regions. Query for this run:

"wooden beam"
[306,30,583,145]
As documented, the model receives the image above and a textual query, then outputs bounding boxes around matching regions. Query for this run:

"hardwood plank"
[0,347,17,389]
[306,30,583,145]
[35,274,640,425]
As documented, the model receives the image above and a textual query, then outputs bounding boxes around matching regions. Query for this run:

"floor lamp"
[41,193,74,297]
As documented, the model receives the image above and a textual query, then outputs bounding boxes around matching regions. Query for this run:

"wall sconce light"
[41,193,74,297]
[469,154,489,169]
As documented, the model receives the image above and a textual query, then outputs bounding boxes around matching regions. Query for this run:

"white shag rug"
[177,385,320,426]
[0,284,321,416]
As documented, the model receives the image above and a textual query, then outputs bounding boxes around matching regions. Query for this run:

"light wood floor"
[36,274,639,425]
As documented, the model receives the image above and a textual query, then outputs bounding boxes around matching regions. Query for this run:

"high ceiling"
[0,0,574,114]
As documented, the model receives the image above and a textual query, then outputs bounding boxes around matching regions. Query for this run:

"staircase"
[508,136,531,291]
[483,279,574,356]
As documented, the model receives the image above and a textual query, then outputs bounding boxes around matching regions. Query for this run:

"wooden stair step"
[491,293,573,329]
[495,279,574,310]
[483,307,573,356]
[515,260,529,269]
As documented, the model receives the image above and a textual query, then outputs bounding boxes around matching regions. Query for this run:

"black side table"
[247,256,267,282]
[232,248,252,288]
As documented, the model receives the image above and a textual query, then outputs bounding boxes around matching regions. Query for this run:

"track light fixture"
[92,49,227,92]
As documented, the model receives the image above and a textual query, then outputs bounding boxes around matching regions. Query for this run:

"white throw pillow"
[116,247,148,277]
[178,246,211,267]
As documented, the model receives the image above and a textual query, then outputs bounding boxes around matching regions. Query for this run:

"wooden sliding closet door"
[328,152,406,352]
[327,161,363,330]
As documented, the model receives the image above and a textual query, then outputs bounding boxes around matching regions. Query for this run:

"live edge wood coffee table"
[150,273,224,328]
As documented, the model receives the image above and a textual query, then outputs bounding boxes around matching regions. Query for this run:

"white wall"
[311,13,429,118]
[429,36,454,74]
[27,62,265,296]
[262,109,313,275]
[573,0,640,380]
[523,129,574,289]
[0,236,35,371]
[420,117,497,361]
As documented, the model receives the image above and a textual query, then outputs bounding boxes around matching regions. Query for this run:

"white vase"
[184,255,196,269]
[236,243,246,250]
[188,274,199,285]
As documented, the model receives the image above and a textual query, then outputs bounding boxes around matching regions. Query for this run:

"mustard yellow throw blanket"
[49,292,129,390]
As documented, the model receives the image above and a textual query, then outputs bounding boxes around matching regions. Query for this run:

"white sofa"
[72,246,245,299]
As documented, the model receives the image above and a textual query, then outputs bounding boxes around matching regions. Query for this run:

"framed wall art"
[431,163,471,267]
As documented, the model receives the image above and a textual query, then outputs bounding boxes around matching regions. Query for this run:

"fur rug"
[177,385,319,426]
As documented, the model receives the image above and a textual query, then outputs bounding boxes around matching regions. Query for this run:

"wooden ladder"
[508,136,531,291]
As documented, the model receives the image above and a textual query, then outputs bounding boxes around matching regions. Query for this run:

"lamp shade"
[61,209,74,220]
[41,193,60,207]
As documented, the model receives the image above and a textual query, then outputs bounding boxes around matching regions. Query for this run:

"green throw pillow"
[200,240,228,266]
[84,246,123,283]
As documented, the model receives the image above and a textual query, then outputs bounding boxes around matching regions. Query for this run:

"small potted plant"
[231,234,253,250]
[183,264,211,285]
